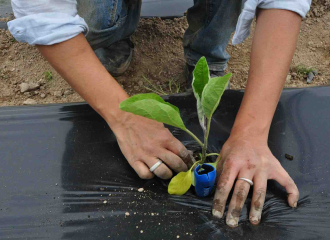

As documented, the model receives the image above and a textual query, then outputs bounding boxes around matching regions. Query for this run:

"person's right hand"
[212,131,299,227]
[111,113,195,179]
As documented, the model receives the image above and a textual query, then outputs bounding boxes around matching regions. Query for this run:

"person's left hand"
[212,132,299,227]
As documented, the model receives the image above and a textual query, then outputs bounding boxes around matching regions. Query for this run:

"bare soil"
[0,2,329,107]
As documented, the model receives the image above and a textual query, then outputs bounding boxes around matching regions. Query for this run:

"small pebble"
[286,75,292,83]
[140,230,143,233]
[23,98,37,105]
[29,82,40,91]
[40,93,46,98]
[125,212,130,216]
[20,83,29,93]
[177,235,180,238]
[285,153,294,161]
[307,72,315,84]
[103,200,107,204]
[138,188,144,192]
[63,89,72,95]
[54,90,63,98]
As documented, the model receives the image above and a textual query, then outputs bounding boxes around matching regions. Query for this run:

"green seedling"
[120,57,231,195]
[44,70,53,81]
[292,65,316,76]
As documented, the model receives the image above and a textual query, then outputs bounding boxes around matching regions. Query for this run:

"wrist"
[102,107,131,133]
[230,117,269,142]
[230,97,273,142]
[94,95,130,132]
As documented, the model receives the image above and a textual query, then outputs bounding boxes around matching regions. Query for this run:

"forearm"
[231,9,302,140]
[37,33,194,179]
[37,34,129,128]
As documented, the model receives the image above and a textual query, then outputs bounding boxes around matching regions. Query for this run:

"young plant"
[120,57,231,195]
[44,70,53,82]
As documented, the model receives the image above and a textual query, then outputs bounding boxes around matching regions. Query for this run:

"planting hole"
[197,164,214,175]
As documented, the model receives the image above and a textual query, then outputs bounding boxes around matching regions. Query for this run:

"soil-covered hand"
[112,114,194,180]
[212,133,299,227]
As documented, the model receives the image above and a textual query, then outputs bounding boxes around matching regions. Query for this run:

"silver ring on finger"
[150,160,163,173]
[238,177,254,186]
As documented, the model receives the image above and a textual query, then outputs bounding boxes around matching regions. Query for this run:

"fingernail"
[226,218,238,228]
[212,209,223,219]
[250,216,259,224]
[293,202,297,208]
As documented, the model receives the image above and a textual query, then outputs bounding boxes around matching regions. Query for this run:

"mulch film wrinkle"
[0,87,330,239]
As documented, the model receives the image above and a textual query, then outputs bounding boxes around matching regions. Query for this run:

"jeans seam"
[188,0,212,57]
[185,0,212,66]
[110,0,118,27]
[206,0,212,26]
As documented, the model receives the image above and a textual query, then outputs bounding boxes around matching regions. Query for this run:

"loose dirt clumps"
[308,0,330,18]
[0,2,329,107]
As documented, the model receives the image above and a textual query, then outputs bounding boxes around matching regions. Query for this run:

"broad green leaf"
[192,57,210,130]
[120,98,186,130]
[191,170,196,187]
[195,97,206,132]
[192,57,210,98]
[202,73,232,119]
[120,93,164,107]
[168,170,192,195]
[190,160,201,187]
[164,102,180,114]
[120,93,181,114]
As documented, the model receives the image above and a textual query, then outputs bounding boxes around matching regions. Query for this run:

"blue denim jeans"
[77,0,141,50]
[77,0,242,71]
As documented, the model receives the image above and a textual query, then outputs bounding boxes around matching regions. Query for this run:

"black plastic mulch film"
[0,87,330,239]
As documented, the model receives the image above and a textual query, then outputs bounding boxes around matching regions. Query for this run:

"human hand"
[111,113,194,179]
[212,133,299,227]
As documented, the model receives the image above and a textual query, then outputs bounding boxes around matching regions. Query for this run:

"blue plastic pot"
[194,163,216,197]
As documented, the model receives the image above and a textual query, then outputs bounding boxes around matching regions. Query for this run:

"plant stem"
[201,117,212,164]
[189,160,202,171]
[206,153,220,157]
[184,129,204,148]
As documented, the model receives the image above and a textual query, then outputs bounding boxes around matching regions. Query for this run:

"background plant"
[44,70,53,82]
[142,76,182,95]
[120,57,231,195]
